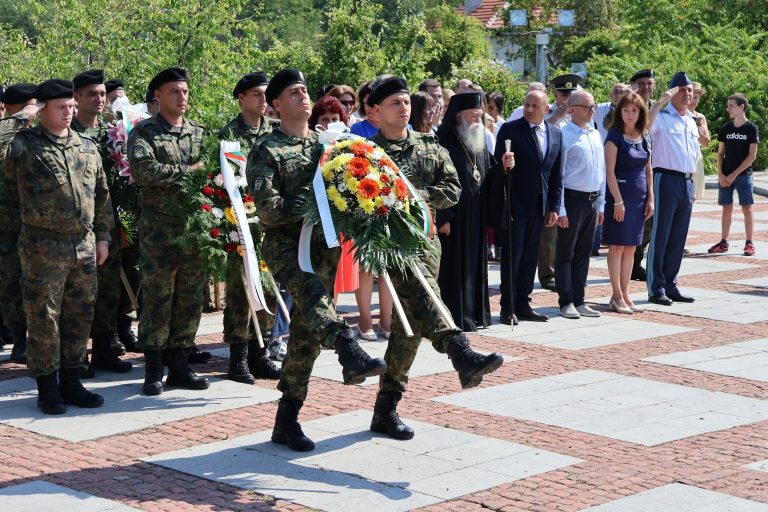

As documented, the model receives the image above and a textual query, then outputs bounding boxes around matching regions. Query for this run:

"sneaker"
[559,304,580,319]
[708,240,729,254]
[744,241,756,256]
[576,304,602,318]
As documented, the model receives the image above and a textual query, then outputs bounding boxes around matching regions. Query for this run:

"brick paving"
[2,189,768,511]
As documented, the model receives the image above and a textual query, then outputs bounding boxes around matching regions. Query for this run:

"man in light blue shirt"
[555,90,606,319]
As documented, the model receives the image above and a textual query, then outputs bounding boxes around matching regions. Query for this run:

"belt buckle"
[589,192,599,201]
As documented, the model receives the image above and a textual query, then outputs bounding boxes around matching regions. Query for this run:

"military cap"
[366,76,409,106]
[73,69,104,90]
[550,73,582,93]
[232,72,268,99]
[148,67,188,93]
[1,83,36,104]
[34,79,74,101]
[104,79,125,94]
[145,89,156,104]
[668,71,693,88]
[630,69,654,82]
[265,68,305,107]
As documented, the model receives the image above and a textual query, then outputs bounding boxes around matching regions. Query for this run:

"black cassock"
[435,129,492,331]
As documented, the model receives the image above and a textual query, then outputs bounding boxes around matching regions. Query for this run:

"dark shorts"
[718,173,754,206]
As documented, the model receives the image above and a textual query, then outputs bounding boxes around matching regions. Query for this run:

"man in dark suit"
[491,90,563,324]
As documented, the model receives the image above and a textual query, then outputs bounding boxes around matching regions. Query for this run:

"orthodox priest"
[436,92,495,331]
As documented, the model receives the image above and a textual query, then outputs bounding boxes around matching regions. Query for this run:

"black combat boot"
[9,328,27,364]
[35,371,67,415]
[0,320,10,349]
[228,343,255,384]
[59,368,104,408]
[247,340,281,380]
[446,334,504,389]
[334,329,387,384]
[187,345,212,364]
[143,350,165,395]
[92,332,132,373]
[271,398,315,452]
[166,347,209,390]
[109,331,126,356]
[370,391,414,440]
[116,315,139,352]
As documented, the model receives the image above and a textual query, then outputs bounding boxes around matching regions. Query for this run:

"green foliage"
[424,4,491,79]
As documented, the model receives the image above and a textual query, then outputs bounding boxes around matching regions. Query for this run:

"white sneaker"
[560,304,580,319]
[576,304,601,317]
[357,327,378,341]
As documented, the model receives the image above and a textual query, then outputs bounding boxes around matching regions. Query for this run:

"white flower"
[236,176,248,188]
[211,207,224,219]
[338,181,347,192]
[244,201,256,214]
[384,193,397,207]
[229,231,240,243]
[214,174,224,187]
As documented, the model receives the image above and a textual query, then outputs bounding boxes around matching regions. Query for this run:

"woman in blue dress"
[603,92,654,314]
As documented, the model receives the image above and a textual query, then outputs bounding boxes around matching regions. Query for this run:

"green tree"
[424,4,491,80]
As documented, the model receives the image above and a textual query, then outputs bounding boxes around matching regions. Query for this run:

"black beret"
[668,71,693,88]
[1,83,36,104]
[104,79,125,94]
[550,73,582,92]
[630,69,655,82]
[0,85,4,100]
[145,89,155,104]
[366,76,409,106]
[34,79,74,101]
[265,68,305,107]
[232,72,268,99]
[148,67,188,93]
[73,69,104,90]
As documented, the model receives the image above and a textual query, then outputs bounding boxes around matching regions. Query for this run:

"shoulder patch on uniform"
[252,176,266,192]
[131,143,149,159]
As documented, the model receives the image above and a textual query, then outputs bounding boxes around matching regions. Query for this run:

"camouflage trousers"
[263,229,347,401]
[138,214,206,350]
[90,246,121,335]
[380,238,462,394]
[223,254,275,344]
[0,240,26,335]
[19,231,98,378]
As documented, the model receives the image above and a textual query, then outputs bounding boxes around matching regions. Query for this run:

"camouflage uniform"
[248,128,348,401]
[0,113,30,342]
[217,114,279,345]
[70,117,124,337]
[3,126,113,377]
[128,113,207,350]
[370,130,462,393]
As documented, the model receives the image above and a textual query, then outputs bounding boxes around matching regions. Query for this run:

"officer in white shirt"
[555,91,606,319]
[646,72,701,305]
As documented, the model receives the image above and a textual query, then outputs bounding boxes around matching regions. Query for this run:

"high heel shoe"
[627,303,643,313]
[357,327,378,341]
[609,298,633,315]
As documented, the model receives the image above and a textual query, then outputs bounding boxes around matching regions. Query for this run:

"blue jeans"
[718,173,754,206]
[270,290,293,339]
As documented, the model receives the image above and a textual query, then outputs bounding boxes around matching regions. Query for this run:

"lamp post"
[507,8,578,84]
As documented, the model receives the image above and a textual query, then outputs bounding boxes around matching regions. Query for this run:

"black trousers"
[555,190,599,307]
[500,198,545,313]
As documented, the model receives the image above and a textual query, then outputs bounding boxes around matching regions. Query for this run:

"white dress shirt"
[529,120,547,158]
[649,103,700,173]
[559,120,606,216]
[593,101,612,142]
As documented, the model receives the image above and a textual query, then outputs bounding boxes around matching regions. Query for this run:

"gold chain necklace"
[455,132,482,183]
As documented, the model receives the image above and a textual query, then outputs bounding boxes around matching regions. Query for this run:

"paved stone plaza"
[2,192,768,511]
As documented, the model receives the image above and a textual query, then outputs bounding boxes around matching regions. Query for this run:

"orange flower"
[394,178,408,200]
[348,157,370,178]
[350,141,374,157]
[378,157,395,169]
[358,178,381,199]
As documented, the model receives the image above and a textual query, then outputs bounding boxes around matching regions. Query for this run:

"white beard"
[457,118,486,155]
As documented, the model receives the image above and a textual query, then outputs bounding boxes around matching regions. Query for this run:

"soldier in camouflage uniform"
[368,76,504,440]
[128,67,209,396]
[71,69,133,375]
[3,79,113,414]
[248,68,387,452]
[0,83,38,363]
[218,72,281,384]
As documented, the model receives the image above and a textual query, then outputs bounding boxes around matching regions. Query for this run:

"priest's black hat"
[34,79,74,101]
[630,69,654,82]
[366,76,409,107]
[104,79,125,94]
[148,67,188,94]
[1,83,36,104]
[73,69,104,90]
[437,91,484,139]
[668,71,693,88]
[265,68,305,107]
[233,72,268,99]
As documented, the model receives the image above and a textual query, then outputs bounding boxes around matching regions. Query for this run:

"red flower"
[201,204,212,212]
[380,174,391,184]
[214,188,227,199]
[348,157,370,178]
[244,193,254,203]
[379,186,391,197]
[210,228,221,239]
[376,205,389,216]
[202,186,214,197]
[358,178,380,199]
[350,141,374,157]
[394,178,407,200]
[225,242,236,253]
[207,174,213,179]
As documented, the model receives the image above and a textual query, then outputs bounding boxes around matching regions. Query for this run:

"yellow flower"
[345,175,358,193]
[335,139,354,150]
[237,245,244,257]
[357,196,375,214]
[374,196,383,207]
[323,154,353,180]
[224,207,237,225]
[327,186,348,212]
[259,260,269,271]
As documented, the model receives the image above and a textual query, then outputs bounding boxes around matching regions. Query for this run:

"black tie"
[532,125,544,160]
